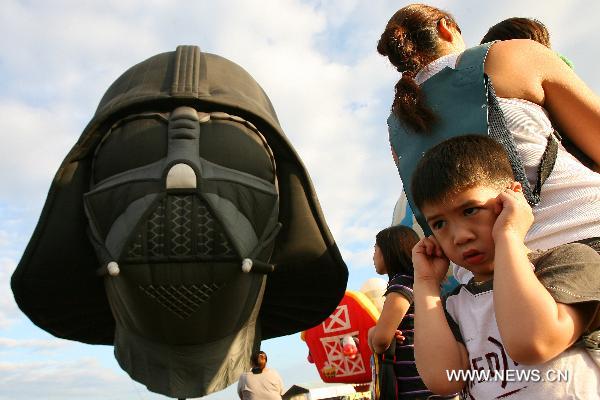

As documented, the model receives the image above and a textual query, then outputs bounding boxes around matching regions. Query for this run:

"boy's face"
[421,185,501,282]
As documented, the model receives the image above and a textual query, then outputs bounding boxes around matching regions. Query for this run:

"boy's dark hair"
[411,135,514,209]
[481,17,550,48]
[375,225,419,279]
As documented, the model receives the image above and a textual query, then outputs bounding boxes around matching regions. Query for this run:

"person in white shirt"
[237,351,284,400]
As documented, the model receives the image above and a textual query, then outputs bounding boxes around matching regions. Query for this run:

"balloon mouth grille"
[125,195,236,262]
[138,283,223,319]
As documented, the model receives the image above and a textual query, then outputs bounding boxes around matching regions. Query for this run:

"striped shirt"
[386,274,433,399]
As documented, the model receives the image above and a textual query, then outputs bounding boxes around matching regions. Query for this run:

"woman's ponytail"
[393,73,437,133]
[377,4,460,133]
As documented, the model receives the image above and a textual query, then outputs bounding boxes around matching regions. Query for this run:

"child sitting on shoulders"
[410,135,600,399]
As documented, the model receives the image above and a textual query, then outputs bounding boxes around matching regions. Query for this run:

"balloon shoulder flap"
[11,45,348,344]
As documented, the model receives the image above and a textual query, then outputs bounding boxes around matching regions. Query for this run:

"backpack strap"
[486,76,558,206]
[456,42,493,71]
[459,42,558,206]
[486,79,537,204]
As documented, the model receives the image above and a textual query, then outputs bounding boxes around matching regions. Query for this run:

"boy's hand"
[412,236,449,284]
[492,185,533,242]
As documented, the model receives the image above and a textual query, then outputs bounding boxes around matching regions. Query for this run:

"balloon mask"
[85,106,279,396]
[11,45,348,399]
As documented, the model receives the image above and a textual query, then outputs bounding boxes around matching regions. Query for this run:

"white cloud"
[341,246,376,272]
[0,258,20,329]
[0,358,162,400]
[209,7,402,244]
[0,101,78,206]
[0,231,8,248]
[0,337,70,352]
[0,2,159,106]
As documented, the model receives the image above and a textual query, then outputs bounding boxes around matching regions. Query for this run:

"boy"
[409,135,600,398]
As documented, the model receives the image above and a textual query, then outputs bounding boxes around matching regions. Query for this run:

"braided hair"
[377,4,461,132]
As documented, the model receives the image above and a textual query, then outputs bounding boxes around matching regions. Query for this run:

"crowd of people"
[367,4,600,400]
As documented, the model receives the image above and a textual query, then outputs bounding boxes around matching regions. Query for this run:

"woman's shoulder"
[485,39,556,73]
[484,39,551,104]
[487,38,548,58]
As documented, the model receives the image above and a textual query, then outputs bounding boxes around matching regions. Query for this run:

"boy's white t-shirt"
[443,244,600,399]
[445,284,598,398]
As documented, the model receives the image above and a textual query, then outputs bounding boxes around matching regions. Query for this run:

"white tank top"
[415,52,600,251]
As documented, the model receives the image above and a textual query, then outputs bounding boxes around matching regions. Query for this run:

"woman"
[368,225,435,399]
[377,4,600,271]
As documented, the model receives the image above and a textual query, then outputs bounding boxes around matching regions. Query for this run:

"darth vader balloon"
[11,46,348,398]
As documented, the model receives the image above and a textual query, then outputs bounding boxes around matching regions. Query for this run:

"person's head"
[481,17,550,47]
[378,4,464,76]
[251,351,267,371]
[480,17,575,69]
[373,225,420,279]
[411,135,520,280]
[377,4,464,132]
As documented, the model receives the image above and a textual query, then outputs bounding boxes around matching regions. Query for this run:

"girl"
[368,225,435,399]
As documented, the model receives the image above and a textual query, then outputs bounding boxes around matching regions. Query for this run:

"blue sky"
[1,0,599,399]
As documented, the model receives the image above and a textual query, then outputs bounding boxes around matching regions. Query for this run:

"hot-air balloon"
[11,45,348,399]
[300,278,387,394]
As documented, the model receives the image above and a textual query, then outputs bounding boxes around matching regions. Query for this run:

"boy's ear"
[510,181,523,193]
